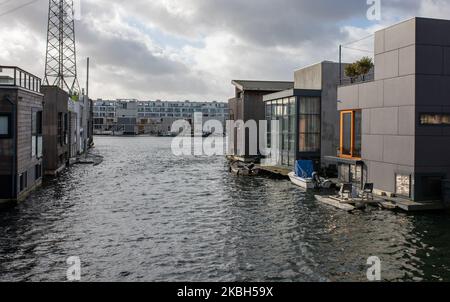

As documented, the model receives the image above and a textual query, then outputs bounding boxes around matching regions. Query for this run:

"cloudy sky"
[1,0,449,101]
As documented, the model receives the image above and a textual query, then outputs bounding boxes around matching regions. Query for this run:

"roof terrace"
[0,66,42,93]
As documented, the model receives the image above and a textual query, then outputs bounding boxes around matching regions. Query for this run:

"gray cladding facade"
[263,61,344,169]
[337,17,450,201]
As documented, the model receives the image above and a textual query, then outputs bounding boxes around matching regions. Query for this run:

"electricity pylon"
[43,0,80,95]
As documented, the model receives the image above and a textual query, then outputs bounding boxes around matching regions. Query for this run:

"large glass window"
[265,101,272,148]
[420,113,450,125]
[265,97,297,167]
[298,97,321,152]
[340,110,361,158]
[0,115,10,136]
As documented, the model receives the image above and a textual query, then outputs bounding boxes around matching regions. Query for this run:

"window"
[396,174,411,198]
[420,113,450,125]
[64,113,68,145]
[58,113,63,146]
[19,172,28,192]
[35,164,42,180]
[265,97,297,167]
[299,97,321,152]
[0,114,10,137]
[340,110,362,158]
[31,110,42,158]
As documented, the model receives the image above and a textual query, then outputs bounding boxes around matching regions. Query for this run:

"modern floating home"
[228,80,294,161]
[41,86,71,176]
[0,66,44,202]
[331,17,450,202]
[263,61,345,169]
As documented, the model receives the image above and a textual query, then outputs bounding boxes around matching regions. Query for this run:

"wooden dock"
[315,195,356,211]
[381,196,445,212]
[255,165,291,178]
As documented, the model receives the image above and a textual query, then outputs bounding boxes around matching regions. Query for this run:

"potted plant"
[355,57,374,81]
[345,63,359,83]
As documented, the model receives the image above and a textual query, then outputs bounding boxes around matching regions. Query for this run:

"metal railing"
[0,66,42,93]
[339,72,375,87]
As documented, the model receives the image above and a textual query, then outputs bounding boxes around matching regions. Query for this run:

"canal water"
[1,136,450,282]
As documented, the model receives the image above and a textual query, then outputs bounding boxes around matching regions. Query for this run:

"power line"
[341,46,374,53]
[0,0,41,18]
[341,33,374,47]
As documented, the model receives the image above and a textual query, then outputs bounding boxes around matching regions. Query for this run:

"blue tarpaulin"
[295,160,314,178]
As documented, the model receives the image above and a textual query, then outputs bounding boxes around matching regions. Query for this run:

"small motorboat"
[289,160,316,190]
[289,160,333,190]
[230,161,260,176]
[288,172,315,189]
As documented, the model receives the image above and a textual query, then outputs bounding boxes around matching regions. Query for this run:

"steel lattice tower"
[44,0,80,94]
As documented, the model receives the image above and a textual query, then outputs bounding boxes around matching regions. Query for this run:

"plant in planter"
[356,57,374,81]
[344,57,374,83]
[345,63,359,83]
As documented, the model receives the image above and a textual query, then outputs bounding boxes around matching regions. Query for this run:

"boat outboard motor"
[312,172,321,188]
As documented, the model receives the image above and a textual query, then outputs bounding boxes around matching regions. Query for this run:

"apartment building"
[93,100,229,135]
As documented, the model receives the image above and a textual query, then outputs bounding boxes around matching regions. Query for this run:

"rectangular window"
[265,102,272,148]
[420,113,450,125]
[340,110,362,158]
[396,174,411,198]
[19,172,28,192]
[298,97,321,152]
[31,110,43,158]
[58,113,63,146]
[64,113,68,145]
[0,114,10,137]
[35,164,42,180]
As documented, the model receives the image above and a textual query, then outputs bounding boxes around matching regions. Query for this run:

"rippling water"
[1,136,450,282]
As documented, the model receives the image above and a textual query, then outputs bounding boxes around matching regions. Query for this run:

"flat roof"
[263,89,321,101]
[231,80,294,92]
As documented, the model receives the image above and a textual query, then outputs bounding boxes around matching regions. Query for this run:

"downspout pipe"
[3,95,16,199]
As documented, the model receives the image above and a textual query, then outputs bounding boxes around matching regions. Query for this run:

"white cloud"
[1,0,450,101]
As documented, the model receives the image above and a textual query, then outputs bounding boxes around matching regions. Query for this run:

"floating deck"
[381,196,445,212]
[314,195,356,212]
[255,165,291,178]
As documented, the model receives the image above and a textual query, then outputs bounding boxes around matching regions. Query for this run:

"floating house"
[228,80,294,161]
[41,86,70,176]
[263,62,345,169]
[0,66,44,202]
[330,17,450,202]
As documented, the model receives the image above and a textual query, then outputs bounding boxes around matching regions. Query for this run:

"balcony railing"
[339,72,375,87]
[0,66,42,93]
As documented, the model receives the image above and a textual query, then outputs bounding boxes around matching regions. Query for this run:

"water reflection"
[0,136,449,281]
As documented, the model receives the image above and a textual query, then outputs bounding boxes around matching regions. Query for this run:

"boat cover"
[295,160,314,178]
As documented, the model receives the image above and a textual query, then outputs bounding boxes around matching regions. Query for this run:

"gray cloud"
[0,0,444,100]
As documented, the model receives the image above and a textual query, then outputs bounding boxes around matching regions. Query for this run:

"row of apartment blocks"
[229,17,450,204]
[0,66,93,203]
[93,99,229,135]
